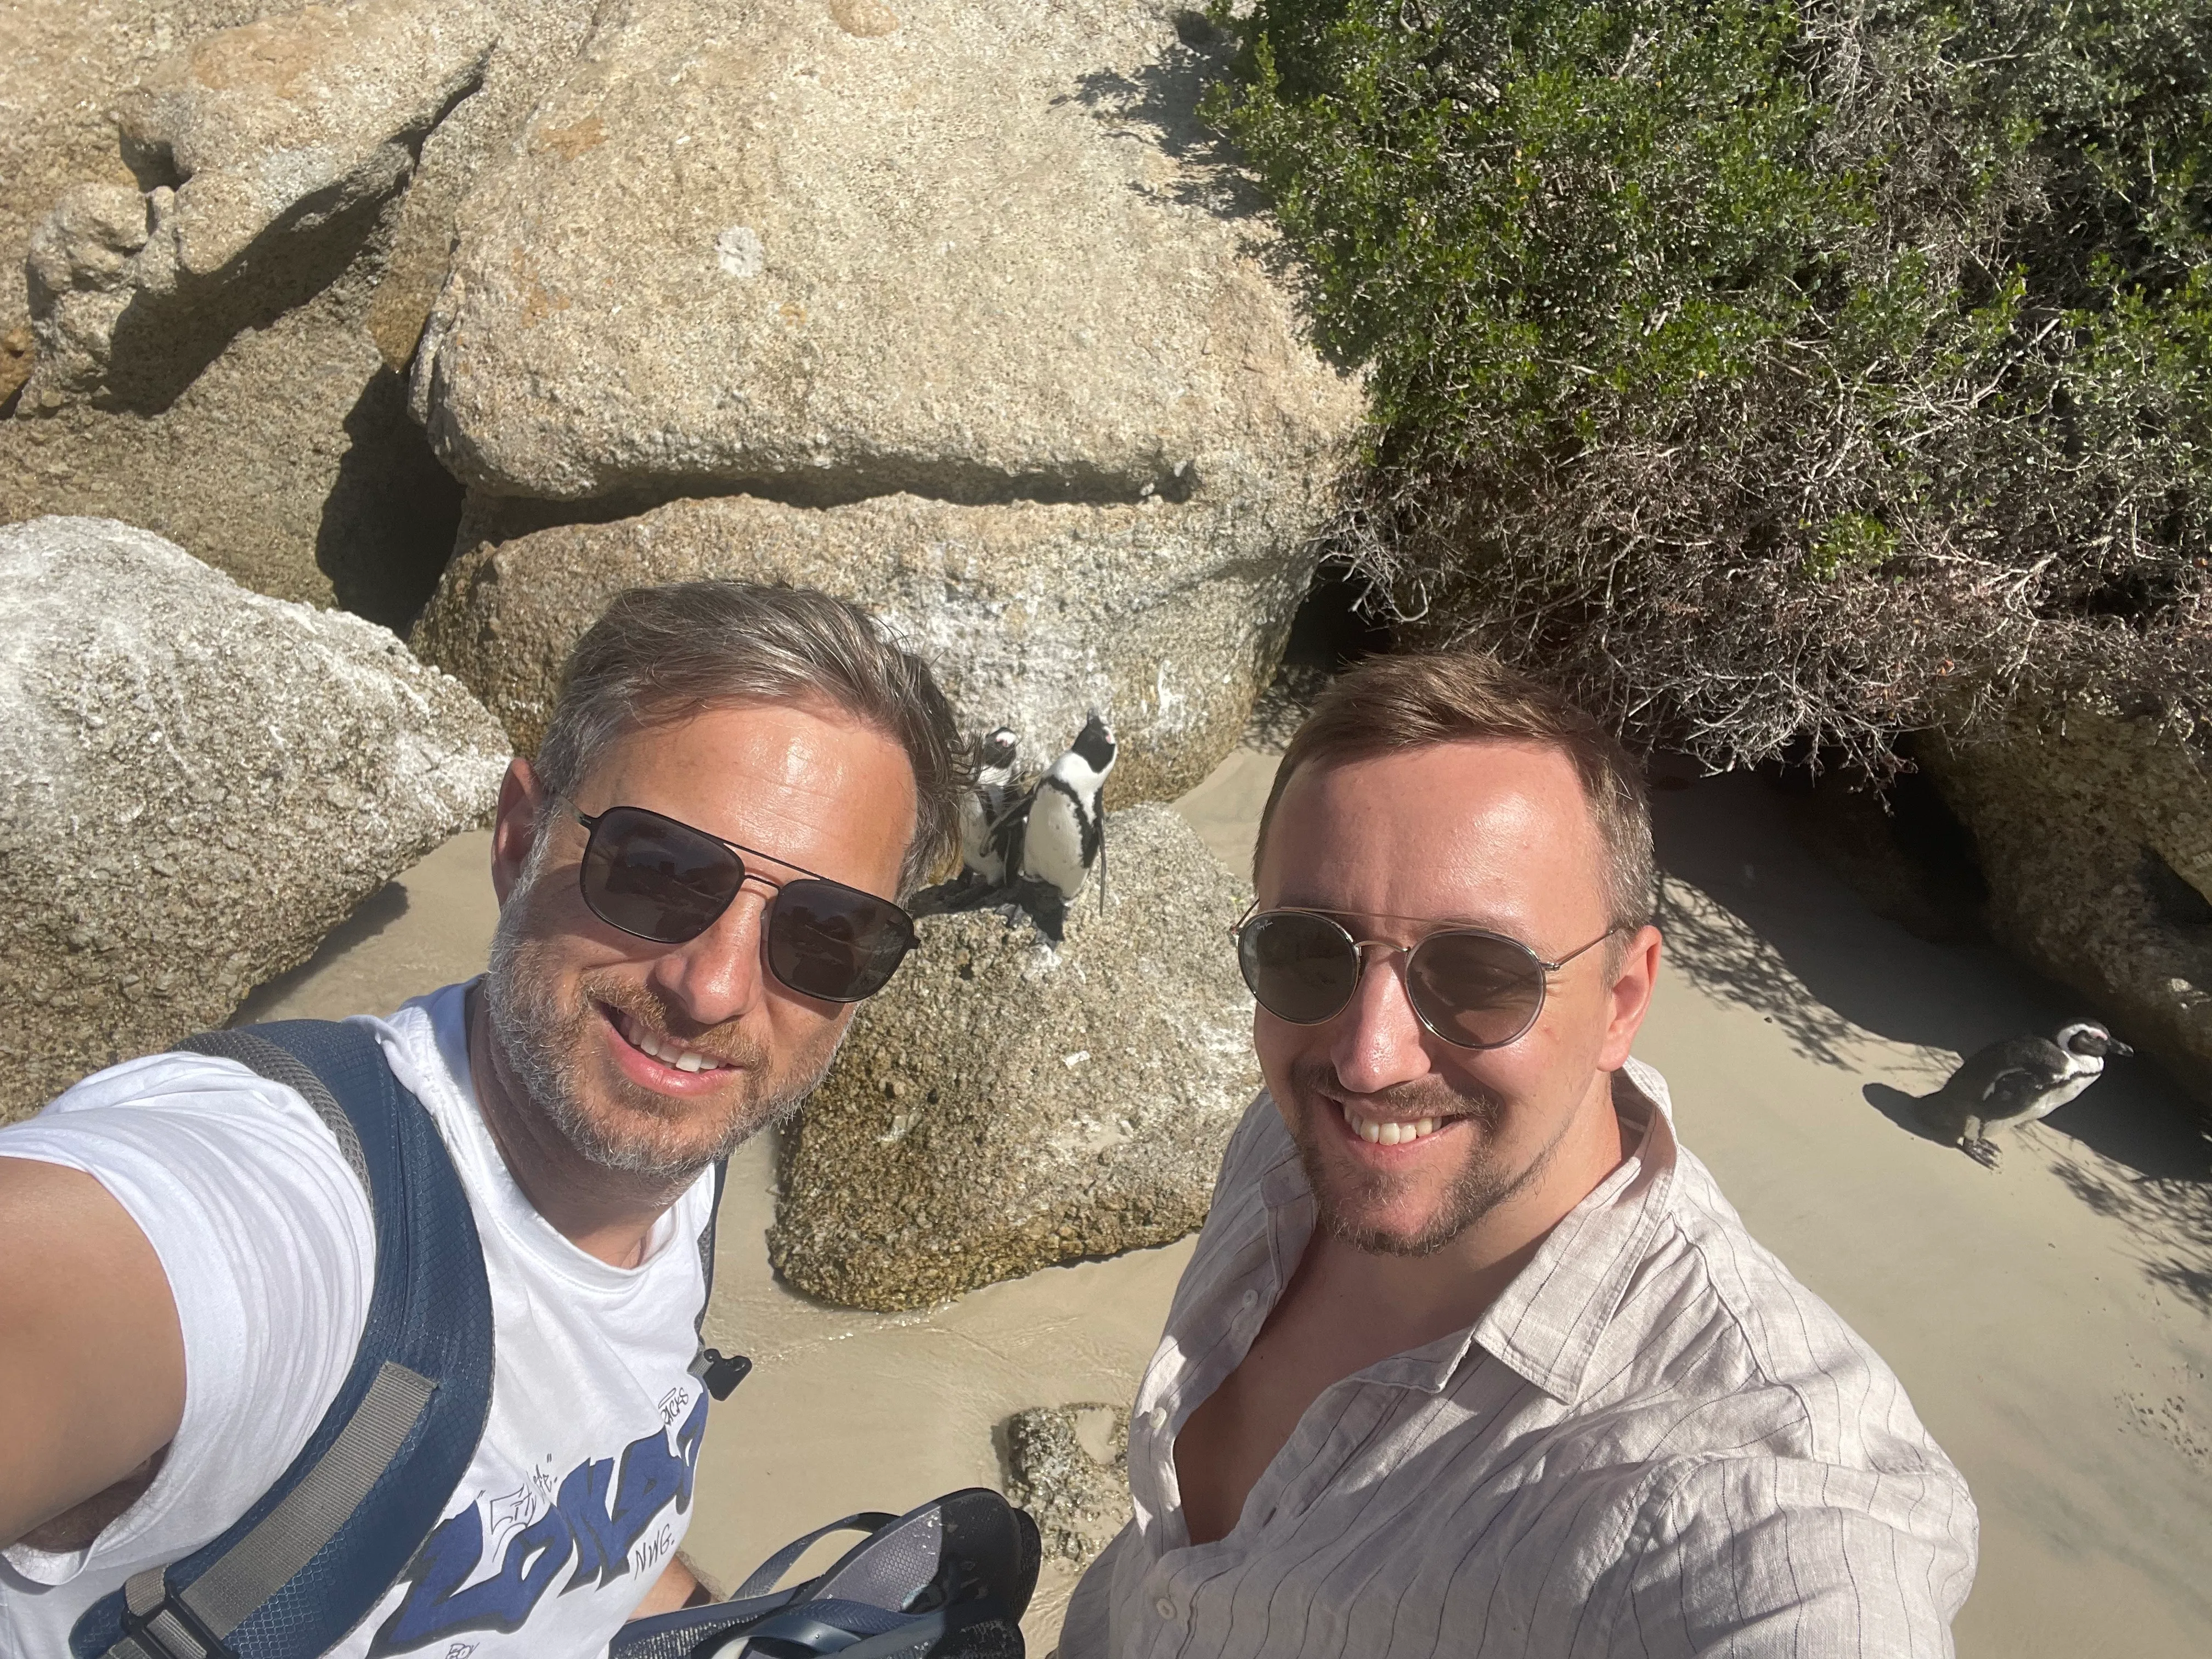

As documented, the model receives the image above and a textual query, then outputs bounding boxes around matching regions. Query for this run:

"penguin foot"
[1963,1137,2001,1169]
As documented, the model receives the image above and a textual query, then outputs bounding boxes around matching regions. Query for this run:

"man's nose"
[647,884,772,1027]
[1327,945,1435,1094]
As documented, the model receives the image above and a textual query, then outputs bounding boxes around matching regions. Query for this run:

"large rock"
[411,0,1356,503]
[769,804,1259,1309]
[17,0,496,409]
[408,0,1358,795]
[414,489,1312,803]
[0,516,510,1123]
[3,0,599,624]
[1921,697,2212,1116]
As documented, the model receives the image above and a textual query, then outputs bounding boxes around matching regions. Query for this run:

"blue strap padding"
[70,1019,495,1659]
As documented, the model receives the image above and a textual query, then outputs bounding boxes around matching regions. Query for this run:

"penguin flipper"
[1978,1064,2057,1126]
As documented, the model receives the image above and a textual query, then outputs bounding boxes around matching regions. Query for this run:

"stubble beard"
[483,852,843,1184]
[1283,1059,1567,1258]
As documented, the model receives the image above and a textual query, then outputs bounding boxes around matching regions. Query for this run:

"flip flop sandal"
[611,1488,1040,1659]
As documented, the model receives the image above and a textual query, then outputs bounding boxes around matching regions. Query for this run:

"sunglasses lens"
[1238,911,1361,1024]
[581,806,742,943]
[1407,931,1547,1047]
[768,881,917,1002]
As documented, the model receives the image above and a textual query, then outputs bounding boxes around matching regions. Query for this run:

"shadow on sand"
[1655,771,2210,1184]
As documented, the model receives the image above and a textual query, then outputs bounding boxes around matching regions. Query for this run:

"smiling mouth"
[606,1005,734,1075]
[1339,1100,1454,1147]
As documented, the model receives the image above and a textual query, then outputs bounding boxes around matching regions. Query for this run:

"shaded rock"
[411,0,1357,503]
[0,516,510,1124]
[3,1,599,621]
[19,0,495,408]
[1920,697,2212,1118]
[769,805,1257,1309]
[1002,1404,1132,1570]
[0,3,266,351]
[0,254,465,626]
[414,489,1312,803]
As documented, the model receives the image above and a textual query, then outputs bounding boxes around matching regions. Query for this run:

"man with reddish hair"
[1063,651,1976,1657]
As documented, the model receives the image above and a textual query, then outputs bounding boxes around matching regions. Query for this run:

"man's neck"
[1300,1072,1633,1358]
[464,984,696,1270]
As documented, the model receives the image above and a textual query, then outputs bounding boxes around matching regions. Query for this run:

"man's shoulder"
[1600,1142,1946,1474]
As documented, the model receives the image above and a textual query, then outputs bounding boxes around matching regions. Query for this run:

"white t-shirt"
[0,981,719,1659]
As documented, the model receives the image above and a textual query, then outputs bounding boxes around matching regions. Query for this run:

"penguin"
[1917,1020,2133,1165]
[1018,714,1116,907]
[957,727,1022,885]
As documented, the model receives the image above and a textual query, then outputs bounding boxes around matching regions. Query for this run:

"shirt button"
[1148,1406,1169,1432]
[1154,1595,1177,1620]
[1240,1289,1259,1311]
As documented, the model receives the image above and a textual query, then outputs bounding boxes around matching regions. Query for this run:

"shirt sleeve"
[0,1051,374,1582]
[1606,1453,1978,1658]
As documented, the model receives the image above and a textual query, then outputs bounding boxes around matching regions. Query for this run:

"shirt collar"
[1469,1059,1679,1404]
[1250,1058,1680,1407]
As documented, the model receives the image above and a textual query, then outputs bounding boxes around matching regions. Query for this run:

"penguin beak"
[2109,1039,2134,1058]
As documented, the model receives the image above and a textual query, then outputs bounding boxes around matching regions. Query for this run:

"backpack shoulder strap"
[685,1158,751,1401]
[71,1019,496,1659]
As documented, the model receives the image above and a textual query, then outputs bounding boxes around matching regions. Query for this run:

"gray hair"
[534,582,969,893]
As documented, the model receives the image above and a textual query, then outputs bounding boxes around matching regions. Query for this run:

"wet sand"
[240,754,2212,1656]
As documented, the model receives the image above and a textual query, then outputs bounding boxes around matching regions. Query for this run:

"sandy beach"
[239,750,2212,1656]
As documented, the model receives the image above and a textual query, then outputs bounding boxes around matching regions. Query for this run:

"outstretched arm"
[0,1155,185,1548]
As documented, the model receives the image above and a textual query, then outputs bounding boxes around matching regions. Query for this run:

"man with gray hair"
[0,583,967,1656]
[1060,650,1977,1657]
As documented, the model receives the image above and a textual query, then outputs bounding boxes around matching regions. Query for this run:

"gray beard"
[1283,1063,1564,1258]
[481,832,836,1183]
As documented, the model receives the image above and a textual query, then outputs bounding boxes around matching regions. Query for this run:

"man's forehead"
[1261,740,1605,901]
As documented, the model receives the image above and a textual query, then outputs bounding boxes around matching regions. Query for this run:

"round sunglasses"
[1234,905,1618,1049]
[576,805,917,1003]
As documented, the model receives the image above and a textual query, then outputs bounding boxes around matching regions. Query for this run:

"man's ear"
[1596,924,1663,1071]
[490,757,548,909]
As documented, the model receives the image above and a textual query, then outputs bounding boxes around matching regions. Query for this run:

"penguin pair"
[956,715,1117,934]
[1917,1020,2132,1165]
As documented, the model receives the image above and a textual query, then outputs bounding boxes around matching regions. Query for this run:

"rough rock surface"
[0,262,464,624]
[1003,1404,1133,1570]
[0,516,510,1123]
[770,805,1258,1308]
[19,0,496,408]
[1,3,265,352]
[411,0,1357,504]
[414,489,1312,803]
[1921,697,2212,1115]
[3,0,599,622]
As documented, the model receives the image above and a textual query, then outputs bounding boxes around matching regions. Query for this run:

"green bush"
[1206,0,2212,767]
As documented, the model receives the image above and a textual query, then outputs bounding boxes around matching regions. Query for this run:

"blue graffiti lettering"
[369,1392,710,1654]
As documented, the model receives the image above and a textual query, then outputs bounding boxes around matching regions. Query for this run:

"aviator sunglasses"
[1234,905,1619,1049]
[577,805,918,1002]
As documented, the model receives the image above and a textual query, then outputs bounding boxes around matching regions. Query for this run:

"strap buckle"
[117,1577,234,1659]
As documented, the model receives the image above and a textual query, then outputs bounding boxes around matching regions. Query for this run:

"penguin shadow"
[910,874,1077,945]
[1861,1082,1951,1148]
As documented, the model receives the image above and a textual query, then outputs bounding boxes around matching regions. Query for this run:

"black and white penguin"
[1018,714,1116,905]
[957,727,1022,885]
[1918,1020,2132,1164]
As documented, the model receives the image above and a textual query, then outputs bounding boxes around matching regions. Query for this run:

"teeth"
[617,1010,724,1073]
[1344,1105,1444,1147]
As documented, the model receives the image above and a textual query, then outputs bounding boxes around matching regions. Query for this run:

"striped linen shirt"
[1058,1059,1977,1658]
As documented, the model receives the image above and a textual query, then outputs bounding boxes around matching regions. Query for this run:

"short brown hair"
[535,582,968,894]
[1254,652,1656,931]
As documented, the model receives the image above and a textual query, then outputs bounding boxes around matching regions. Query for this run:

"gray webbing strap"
[101,1362,436,1658]
[176,1029,369,1193]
